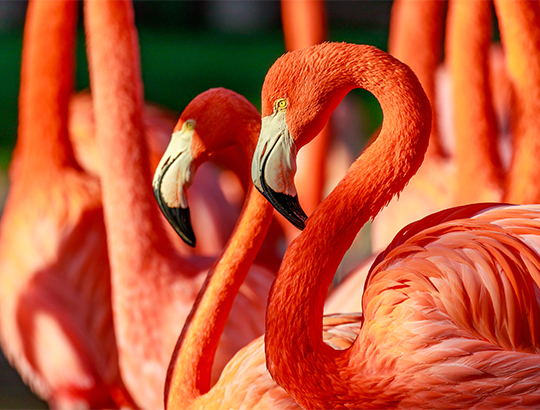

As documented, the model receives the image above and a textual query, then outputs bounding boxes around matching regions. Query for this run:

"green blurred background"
[0,0,391,407]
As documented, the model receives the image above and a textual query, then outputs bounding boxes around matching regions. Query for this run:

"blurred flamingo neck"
[388,0,446,159]
[86,0,178,271]
[447,0,503,204]
[281,0,327,51]
[496,0,540,203]
[17,0,78,175]
[265,43,431,408]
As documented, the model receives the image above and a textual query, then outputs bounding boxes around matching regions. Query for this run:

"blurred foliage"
[0,29,23,169]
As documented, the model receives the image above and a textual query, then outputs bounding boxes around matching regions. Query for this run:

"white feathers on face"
[251,98,298,197]
[152,119,196,209]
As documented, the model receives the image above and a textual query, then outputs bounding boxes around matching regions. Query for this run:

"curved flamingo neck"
[166,170,273,408]
[265,44,431,409]
[16,0,78,176]
[86,0,186,278]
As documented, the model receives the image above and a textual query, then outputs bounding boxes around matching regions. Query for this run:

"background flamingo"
[85,1,275,407]
[67,91,244,258]
[0,1,132,407]
[254,42,540,409]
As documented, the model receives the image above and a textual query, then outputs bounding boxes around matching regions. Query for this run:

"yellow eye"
[184,120,196,130]
[276,99,287,110]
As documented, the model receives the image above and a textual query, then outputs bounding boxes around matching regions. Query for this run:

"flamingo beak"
[152,127,197,247]
[252,111,307,230]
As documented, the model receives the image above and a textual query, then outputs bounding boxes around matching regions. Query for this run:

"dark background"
[0,1,392,407]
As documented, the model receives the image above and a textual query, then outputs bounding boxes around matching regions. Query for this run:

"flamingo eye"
[184,120,196,130]
[276,99,287,111]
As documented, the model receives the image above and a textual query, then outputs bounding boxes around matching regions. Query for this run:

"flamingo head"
[153,118,197,247]
[153,87,260,246]
[252,43,347,230]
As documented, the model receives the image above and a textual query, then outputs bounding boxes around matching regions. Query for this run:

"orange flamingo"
[0,1,133,407]
[161,87,362,409]
[254,42,540,409]
[387,0,446,159]
[152,88,283,273]
[85,2,273,408]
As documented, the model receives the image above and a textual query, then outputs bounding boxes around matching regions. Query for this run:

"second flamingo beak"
[153,125,197,247]
[252,112,307,230]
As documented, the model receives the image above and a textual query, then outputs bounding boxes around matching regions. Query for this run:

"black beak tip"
[168,205,197,247]
[154,187,196,247]
[257,180,307,230]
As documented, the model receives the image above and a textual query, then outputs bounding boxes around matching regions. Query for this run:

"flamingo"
[387,0,446,159]
[84,2,273,407]
[160,87,362,409]
[253,41,540,409]
[152,88,283,273]
[0,1,133,407]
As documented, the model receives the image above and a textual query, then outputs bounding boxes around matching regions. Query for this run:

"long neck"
[85,0,182,279]
[165,140,274,409]
[388,0,445,160]
[495,0,540,204]
[447,0,503,204]
[265,45,431,409]
[16,0,78,177]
